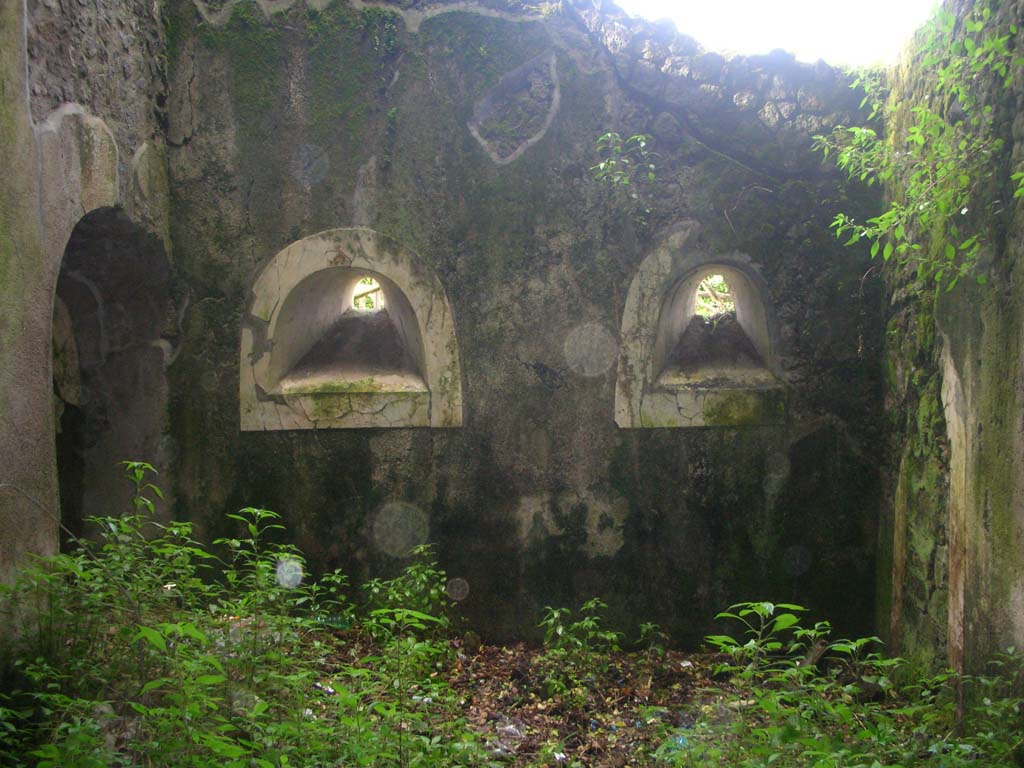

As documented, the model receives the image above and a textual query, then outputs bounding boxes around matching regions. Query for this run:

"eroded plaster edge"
[192,0,543,32]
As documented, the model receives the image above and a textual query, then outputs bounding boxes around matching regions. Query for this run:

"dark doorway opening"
[52,208,172,545]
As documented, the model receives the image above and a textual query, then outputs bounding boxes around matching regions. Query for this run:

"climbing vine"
[592,132,657,221]
[814,4,1023,291]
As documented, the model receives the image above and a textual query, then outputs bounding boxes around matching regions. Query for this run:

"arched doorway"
[52,208,172,544]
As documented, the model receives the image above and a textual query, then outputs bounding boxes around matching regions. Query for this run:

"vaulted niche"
[241,229,463,430]
[615,224,785,428]
[268,269,427,398]
[652,266,778,390]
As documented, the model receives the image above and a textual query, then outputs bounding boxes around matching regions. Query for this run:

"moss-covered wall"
[881,0,1024,673]
[160,0,885,643]
[0,0,55,585]
[0,0,173,590]
[8,0,1024,660]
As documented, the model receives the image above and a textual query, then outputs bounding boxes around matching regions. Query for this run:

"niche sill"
[640,366,786,428]
[276,364,428,396]
[265,365,431,429]
[655,363,780,391]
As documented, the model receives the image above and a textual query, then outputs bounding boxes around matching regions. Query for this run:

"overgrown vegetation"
[814,3,1023,291]
[0,463,482,767]
[2,465,1022,766]
[592,132,657,222]
[353,276,382,311]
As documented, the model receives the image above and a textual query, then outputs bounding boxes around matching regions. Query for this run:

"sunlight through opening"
[694,273,735,319]
[613,0,938,67]
[352,276,383,312]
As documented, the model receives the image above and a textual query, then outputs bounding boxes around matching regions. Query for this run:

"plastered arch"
[615,222,785,428]
[37,107,172,497]
[1,101,123,582]
[240,228,463,430]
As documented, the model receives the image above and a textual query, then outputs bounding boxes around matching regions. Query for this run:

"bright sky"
[614,0,939,67]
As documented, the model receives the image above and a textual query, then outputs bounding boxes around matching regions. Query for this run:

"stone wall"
[10,0,1024,661]
[0,0,893,643]
[0,0,51,585]
[26,0,168,187]
[160,0,885,642]
[0,0,171,584]
[880,0,1024,673]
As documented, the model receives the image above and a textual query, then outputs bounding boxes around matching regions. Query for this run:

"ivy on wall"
[814,3,1023,291]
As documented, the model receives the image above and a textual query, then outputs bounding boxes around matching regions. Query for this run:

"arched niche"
[51,207,173,542]
[240,228,463,430]
[615,223,786,428]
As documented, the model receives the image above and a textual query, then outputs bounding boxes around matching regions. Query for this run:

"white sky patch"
[613,0,939,67]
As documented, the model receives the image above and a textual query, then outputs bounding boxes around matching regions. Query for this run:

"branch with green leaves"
[592,132,658,220]
[814,4,1023,292]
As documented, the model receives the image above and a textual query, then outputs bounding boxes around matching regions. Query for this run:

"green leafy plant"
[362,543,451,635]
[705,600,806,674]
[689,599,1024,767]
[638,620,669,659]
[536,597,622,702]
[592,132,658,221]
[814,4,1023,291]
[0,463,488,768]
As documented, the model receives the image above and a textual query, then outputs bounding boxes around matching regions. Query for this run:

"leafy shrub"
[0,463,486,767]
[535,597,622,701]
[814,3,1023,291]
[662,600,1024,767]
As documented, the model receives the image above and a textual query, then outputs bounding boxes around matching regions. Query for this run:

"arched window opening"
[269,269,426,397]
[52,208,171,545]
[615,228,785,429]
[694,273,735,318]
[652,265,776,390]
[352,276,383,312]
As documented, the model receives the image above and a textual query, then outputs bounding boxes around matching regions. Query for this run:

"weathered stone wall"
[0,0,51,585]
[161,0,885,642]
[880,0,1024,673]
[26,0,168,187]
[8,0,1024,659]
[0,0,171,584]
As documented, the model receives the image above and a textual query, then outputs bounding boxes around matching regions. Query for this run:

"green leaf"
[181,622,208,644]
[140,677,171,694]
[772,613,801,632]
[135,625,167,652]
[883,242,893,262]
[196,674,227,686]
[705,635,740,647]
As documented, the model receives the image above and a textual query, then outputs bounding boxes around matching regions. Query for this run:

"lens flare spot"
[445,577,470,601]
[372,501,429,558]
[291,143,329,185]
[782,544,812,577]
[275,557,304,588]
[564,323,618,377]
